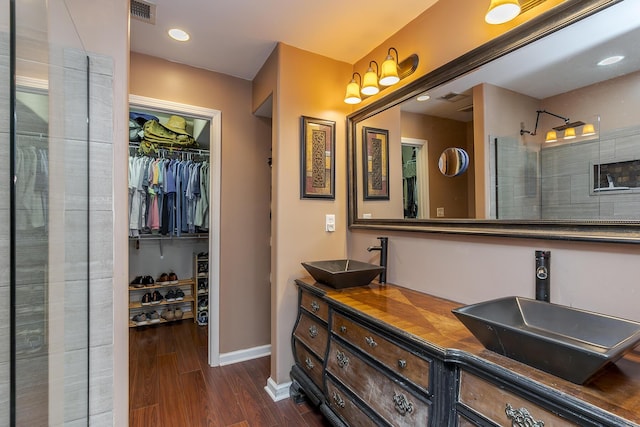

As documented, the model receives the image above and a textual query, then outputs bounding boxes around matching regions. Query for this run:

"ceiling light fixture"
[417,94,430,102]
[597,55,624,66]
[344,72,363,104]
[361,61,380,96]
[168,28,190,42]
[485,0,521,25]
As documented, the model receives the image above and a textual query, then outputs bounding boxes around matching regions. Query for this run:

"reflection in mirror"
[350,0,640,237]
[438,147,469,177]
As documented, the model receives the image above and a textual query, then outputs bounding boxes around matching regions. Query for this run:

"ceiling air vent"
[130,0,156,24]
[439,92,470,103]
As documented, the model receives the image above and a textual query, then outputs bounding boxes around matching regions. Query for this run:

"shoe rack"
[128,277,196,327]
[195,253,209,326]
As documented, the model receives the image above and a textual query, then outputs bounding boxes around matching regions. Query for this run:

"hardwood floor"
[129,320,331,427]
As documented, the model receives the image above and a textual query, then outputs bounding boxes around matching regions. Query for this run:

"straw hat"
[164,115,191,136]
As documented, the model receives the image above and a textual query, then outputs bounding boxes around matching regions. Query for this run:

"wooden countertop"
[296,277,640,425]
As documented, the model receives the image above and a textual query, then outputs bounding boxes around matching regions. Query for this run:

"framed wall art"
[300,116,336,199]
[362,126,389,200]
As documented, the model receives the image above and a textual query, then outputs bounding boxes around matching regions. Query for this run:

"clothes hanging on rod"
[16,145,49,231]
[129,147,210,237]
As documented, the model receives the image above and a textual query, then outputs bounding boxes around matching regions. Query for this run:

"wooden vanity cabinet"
[290,279,640,427]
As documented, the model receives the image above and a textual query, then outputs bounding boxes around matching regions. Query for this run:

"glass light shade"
[545,131,557,143]
[379,55,400,86]
[361,68,380,96]
[563,127,576,139]
[582,123,596,136]
[485,0,521,25]
[344,80,362,104]
[168,28,190,41]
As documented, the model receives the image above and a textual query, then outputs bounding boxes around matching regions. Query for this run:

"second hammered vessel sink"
[301,259,384,289]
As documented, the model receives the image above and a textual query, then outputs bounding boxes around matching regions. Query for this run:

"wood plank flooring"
[129,321,331,427]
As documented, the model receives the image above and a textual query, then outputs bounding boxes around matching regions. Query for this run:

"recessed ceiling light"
[168,28,190,42]
[416,94,430,102]
[597,55,624,66]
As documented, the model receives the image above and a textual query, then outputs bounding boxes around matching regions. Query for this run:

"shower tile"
[89,141,113,211]
[90,277,113,348]
[90,210,114,280]
[89,73,114,145]
[89,53,114,77]
[89,344,113,416]
[89,410,113,427]
[65,280,90,352]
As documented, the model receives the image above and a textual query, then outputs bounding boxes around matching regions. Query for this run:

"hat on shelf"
[164,115,192,136]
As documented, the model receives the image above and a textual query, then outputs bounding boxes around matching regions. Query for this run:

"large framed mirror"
[348,0,640,243]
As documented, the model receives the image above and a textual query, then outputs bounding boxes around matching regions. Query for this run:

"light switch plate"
[325,214,335,232]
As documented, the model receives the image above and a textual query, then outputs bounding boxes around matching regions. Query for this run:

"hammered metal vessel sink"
[452,296,640,384]
[301,259,384,289]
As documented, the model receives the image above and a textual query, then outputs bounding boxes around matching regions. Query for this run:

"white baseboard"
[264,377,292,402]
[218,344,271,366]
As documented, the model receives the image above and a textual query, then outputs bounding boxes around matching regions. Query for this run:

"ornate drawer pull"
[505,403,544,427]
[336,350,350,368]
[398,359,407,369]
[304,356,314,370]
[365,336,378,348]
[308,324,318,338]
[310,300,320,313]
[339,325,347,333]
[393,391,414,416]
[332,391,346,408]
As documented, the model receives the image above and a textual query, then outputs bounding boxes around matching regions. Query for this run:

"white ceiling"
[130,0,440,81]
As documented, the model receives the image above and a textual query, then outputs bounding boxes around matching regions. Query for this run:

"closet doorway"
[401,137,429,219]
[128,95,221,366]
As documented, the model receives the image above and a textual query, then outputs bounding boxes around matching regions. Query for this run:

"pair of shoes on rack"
[132,311,160,325]
[164,288,184,302]
[141,290,163,305]
[130,276,145,288]
[162,307,183,321]
[198,297,208,311]
[197,311,208,325]
[157,272,179,284]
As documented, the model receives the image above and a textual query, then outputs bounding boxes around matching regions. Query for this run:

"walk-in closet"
[127,95,221,366]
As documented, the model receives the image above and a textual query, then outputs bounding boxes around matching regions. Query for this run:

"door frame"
[129,95,221,366]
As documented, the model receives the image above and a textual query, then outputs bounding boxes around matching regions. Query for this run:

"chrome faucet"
[367,237,388,284]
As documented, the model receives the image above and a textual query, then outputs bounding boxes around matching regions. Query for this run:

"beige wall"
[264,43,352,384]
[130,53,272,353]
[402,111,470,218]
[347,0,640,328]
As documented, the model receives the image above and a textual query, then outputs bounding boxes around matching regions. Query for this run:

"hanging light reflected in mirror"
[582,123,596,136]
[563,127,576,139]
[545,131,557,143]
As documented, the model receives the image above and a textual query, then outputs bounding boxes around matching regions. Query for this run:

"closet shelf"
[129,295,194,309]
[129,233,208,241]
[128,279,194,291]
[129,311,194,328]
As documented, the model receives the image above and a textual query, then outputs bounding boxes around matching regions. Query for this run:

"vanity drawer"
[300,290,329,322]
[327,340,430,427]
[293,339,324,389]
[332,312,431,392]
[293,312,328,360]
[326,377,379,427]
[458,370,577,427]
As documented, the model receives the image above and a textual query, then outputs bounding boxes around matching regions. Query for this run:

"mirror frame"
[347,0,640,244]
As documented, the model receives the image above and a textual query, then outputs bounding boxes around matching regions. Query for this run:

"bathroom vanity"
[290,278,640,426]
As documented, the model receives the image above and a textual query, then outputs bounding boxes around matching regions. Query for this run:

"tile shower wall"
[541,126,640,219]
[0,39,115,427]
[493,136,541,219]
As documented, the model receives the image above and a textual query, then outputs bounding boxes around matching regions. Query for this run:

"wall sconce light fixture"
[361,61,380,96]
[344,47,418,104]
[520,109,596,143]
[344,72,362,104]
[485,0,521,25]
